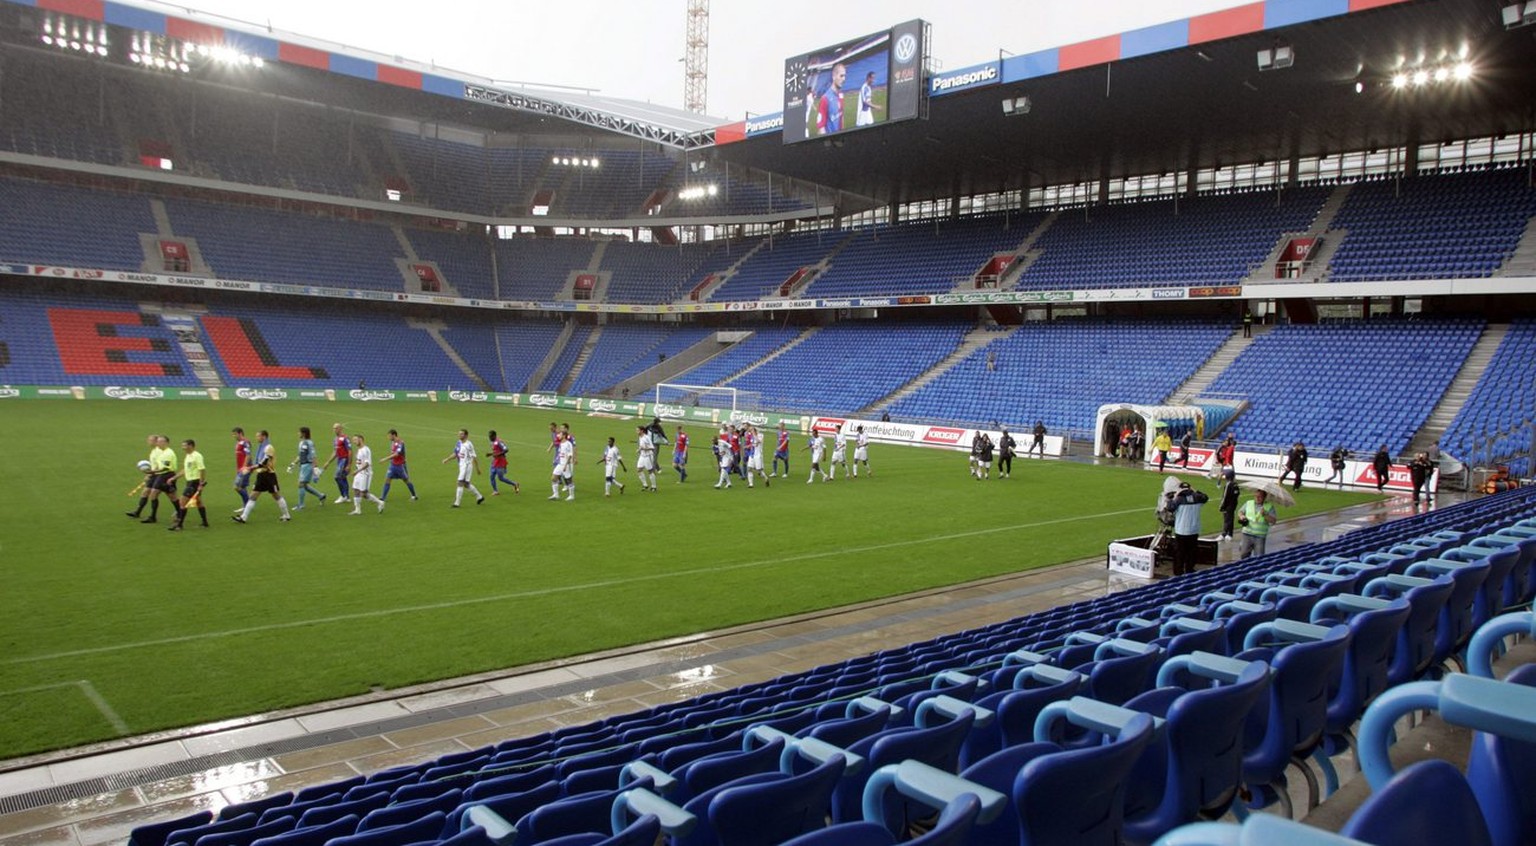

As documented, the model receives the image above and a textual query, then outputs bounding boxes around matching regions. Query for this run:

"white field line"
[5,507,1143,668]
[0,680,129,734]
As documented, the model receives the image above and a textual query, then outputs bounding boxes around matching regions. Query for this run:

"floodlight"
[1503,2,1536,28]
[252,57,264,68]
[1433,67,1449,82]
[1391,73,1408,88]
[1412,70,1429,85]
[1354,81,1364,94]
[1454,62,1472,80]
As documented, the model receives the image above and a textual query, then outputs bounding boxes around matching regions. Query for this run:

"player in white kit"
[743,425,771,488]
[348,434,385,514]
[829,428,849,481]
[714,434,734,489]
[635,425,658,492]
[441,429,485,507]
[852,425,872,477]
[550,431,576,500]
[805,433,828,483]
[603,436,627,497]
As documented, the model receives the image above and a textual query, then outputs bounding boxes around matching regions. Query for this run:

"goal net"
[653,383,762,416]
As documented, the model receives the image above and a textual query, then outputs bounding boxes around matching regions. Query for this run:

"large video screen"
[782,19,924,144]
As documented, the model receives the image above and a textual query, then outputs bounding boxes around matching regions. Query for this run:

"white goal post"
[653,383,762,415]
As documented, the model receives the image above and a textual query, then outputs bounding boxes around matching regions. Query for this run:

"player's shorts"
[553,460,571,478]
[150,472,176,493]
[637,453,655,472]
[234,471,251,489]
[832,449,846,463]
[854,447,868,461]
[774,449,788,461]
[334,456,351,475]
[856,109,874,126]
[811,451,825,464]
[181,482,201,499]
[749,452,764,471]
[298,463,317,484]
[352,471,373,492]
[253,472,279,494]
[718,454,733,470]
[387,463,410,480]
[456,463,474,483]
[674,450,687,465]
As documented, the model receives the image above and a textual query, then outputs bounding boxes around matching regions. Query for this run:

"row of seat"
[126,489,1536,846]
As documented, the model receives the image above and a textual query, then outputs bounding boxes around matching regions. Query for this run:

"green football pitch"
[0,400,1379,759]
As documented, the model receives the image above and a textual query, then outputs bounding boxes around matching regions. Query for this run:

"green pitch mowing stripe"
[0,400,1379,758]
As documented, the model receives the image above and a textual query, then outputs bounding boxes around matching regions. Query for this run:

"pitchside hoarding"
[1138,446,1430,494]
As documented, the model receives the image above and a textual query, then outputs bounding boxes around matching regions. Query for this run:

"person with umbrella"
[1237,480,1288,559]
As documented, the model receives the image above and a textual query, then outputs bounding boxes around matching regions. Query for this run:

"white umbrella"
[1240,478,1296,508]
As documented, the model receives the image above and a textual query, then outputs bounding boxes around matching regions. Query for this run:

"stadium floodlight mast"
[684,0,709,114]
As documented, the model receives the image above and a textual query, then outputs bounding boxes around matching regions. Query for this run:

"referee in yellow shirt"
[132,435,178,524]
[170,439,208,531]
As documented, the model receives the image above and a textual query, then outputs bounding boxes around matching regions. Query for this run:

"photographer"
[1323,445,1351,489]
[1168,481,1209,576]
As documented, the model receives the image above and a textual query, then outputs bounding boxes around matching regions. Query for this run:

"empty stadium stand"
[1013,188,1331,290]
[0,177,156,270]
[804,215,1039,299]
[709,232,851,302]
[889,319,1234,434]
[724,322,973,415]
[0,291,199,385]
[567,324,716,397]
[1439,319,1536,477]
[1326,166,1536,282]
[666,326,806,389]
[1205,318,1486,455]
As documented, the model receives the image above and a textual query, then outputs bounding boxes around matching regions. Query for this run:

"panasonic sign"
[745,113,785,136]
[930,63,999,95]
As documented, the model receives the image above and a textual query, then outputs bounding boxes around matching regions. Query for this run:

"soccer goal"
[653,383,761,416]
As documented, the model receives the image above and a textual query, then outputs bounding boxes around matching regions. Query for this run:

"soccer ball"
[137,459,153,473]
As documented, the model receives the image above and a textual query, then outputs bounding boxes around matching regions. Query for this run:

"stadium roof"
[709,0,1536,207]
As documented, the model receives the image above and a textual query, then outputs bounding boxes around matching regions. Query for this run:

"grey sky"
[166,1,1248,119]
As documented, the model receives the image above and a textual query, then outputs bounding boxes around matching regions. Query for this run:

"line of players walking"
[128,419,881,528]
[967,423,1049,480]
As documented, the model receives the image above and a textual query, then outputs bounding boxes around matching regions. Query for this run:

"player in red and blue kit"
[316,422,352,502]
[772,423,791,478]
[487,429,519,494]
[231,427,252,506]
[672,426,689,483]
[381,429,418,501]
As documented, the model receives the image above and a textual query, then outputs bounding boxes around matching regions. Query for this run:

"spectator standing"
[1218,467,1240,541]
[1178,430,1193,468]
[1238,489,1279,559]
[1371,445,1392,492]
[1279,441,1309,490]
[1028,421,1047,459]
[1410,452,1435,505]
